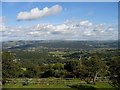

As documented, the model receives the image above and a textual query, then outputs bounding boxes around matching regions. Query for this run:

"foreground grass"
[3,78,79,88]
[3,82,115,89]
[68,82,116,89]
[3,83,70,88]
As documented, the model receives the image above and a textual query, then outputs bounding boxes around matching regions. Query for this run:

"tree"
[41,69,54,78]
[23,65,41,78]
[109,56,120,87]
[41,63,66,78]
[52,63,64,70]
[78,55,108,84]
[64,60,80,72]
[2,52,22,78]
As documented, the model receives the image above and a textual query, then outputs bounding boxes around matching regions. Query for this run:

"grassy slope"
[3,82,115,88]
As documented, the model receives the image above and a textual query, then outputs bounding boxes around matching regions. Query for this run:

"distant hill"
[2,40,118,66]
[2,40,118,51]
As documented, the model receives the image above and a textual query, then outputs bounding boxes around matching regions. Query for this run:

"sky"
[1,0,119,2]
[1,2,118,41]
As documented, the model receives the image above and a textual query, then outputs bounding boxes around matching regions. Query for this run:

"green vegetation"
[68,82,115,89]
[3,78,114,88]
[2,40,120,88]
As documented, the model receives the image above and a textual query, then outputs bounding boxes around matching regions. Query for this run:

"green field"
[3,78,116,89]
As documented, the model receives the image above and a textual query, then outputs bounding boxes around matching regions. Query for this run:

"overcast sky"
[1,2,118,41]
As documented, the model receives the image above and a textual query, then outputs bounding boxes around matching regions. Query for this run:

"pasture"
[3,78,115,89]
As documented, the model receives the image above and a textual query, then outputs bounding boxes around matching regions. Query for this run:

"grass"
[68,82,116,89]
[94,82,114,88]
[2,78,116,89]
[3,83,70,88]
[3,82,115,89]
[3,78,79,88]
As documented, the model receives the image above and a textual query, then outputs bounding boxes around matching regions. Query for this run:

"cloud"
[80,20,93,27]
[0,17,6,31]
[0,24,6,31]
[1,19,118,41]
[17,5,62,21]
[0,17,3,23]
